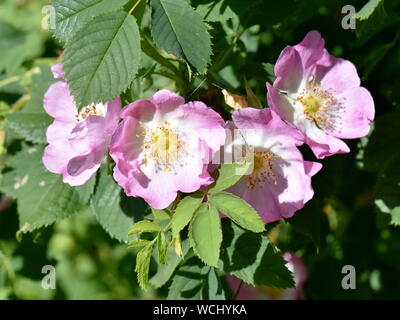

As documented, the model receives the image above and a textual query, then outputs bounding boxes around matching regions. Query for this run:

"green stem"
[128,0,143,15]
[141,35,179,75]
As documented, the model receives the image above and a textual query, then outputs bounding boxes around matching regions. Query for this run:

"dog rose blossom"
[42,64,121,186]
[267,30,374,158]
[226,108,321,223]
[110,90,226,209]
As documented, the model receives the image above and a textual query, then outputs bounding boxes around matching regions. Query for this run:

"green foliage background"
[0,0,400,299]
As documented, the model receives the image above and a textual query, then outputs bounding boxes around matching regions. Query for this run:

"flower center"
[76,103,107,122]
[141,121,186,172]
[246,151,278,189]
[295,77,343,132]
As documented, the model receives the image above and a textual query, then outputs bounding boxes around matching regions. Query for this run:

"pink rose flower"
[42,64,121,186]
[226,108,322,223]
[109,90,226,209]
[267,30,375,159]
[228,252,308,300]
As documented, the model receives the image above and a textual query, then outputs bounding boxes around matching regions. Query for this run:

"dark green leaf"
[63,11,141,108]
[219,221,294,288]
[0,145,88,233]
[91,166,147,242]
[53,0,129,43]
[5,65,55,144]
[151,0,212,73]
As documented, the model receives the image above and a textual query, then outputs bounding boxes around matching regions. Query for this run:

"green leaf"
[150,238,190,288]
[152,208,171,221]
[189,203,222,267]
[167,256,206,299]
[364,111,400,172]
[0,21,26,73]
[167,256,229,300]
[128,239,151,248]
[91,166,147,242]
[171,194,203,238]
[0,145,89,233]
[209,192,264,233]
[355,0,387,41]
[135,243,154,290]
[52,0,129,43]
[208,162,250,193]
[5,65,55,144]
[194,0,237,22]
[219,221,295,288]
[202,267,228,300]
[157,232,168,264]
[151,0,212,73]
[374,154,400,227]
[129,220,162,235]
[63,11,141,108]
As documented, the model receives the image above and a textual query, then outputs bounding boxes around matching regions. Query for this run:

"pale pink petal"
[46,120,76,144]
[177,101,226,153]
[43,81,76,123]
[303,121,350,159]
[293,30,325,72]
[333,86,375,139]
[104,97,122,133]
[274,46,304,93]
[317,53,360,94]
[267,82,297,124]
[120,99,156,121]
[151,89,185,112]
[51,64,65,80]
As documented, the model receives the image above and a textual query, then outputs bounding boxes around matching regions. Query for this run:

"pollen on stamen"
[246,151,278,190]
[140,121,186,173]
[76,103,107,122]
[295,77,344,132]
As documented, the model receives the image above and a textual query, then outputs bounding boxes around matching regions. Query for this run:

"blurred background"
[0,0,400,299]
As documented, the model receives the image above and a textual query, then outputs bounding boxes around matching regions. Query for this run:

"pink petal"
[303,122,350,159]
[151,89,185,112]
[178,101,226,153]
[51,64,65,80]
[46,120,76,144]
[293,30,325,72]
[267,82,297,124]
[43,81,77,123]
[334,86,375,139]
[120,99,156,121]
[317,52,361,94]
[104,97,122,134]
[274,46,304,93]
[233,107,304,146]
